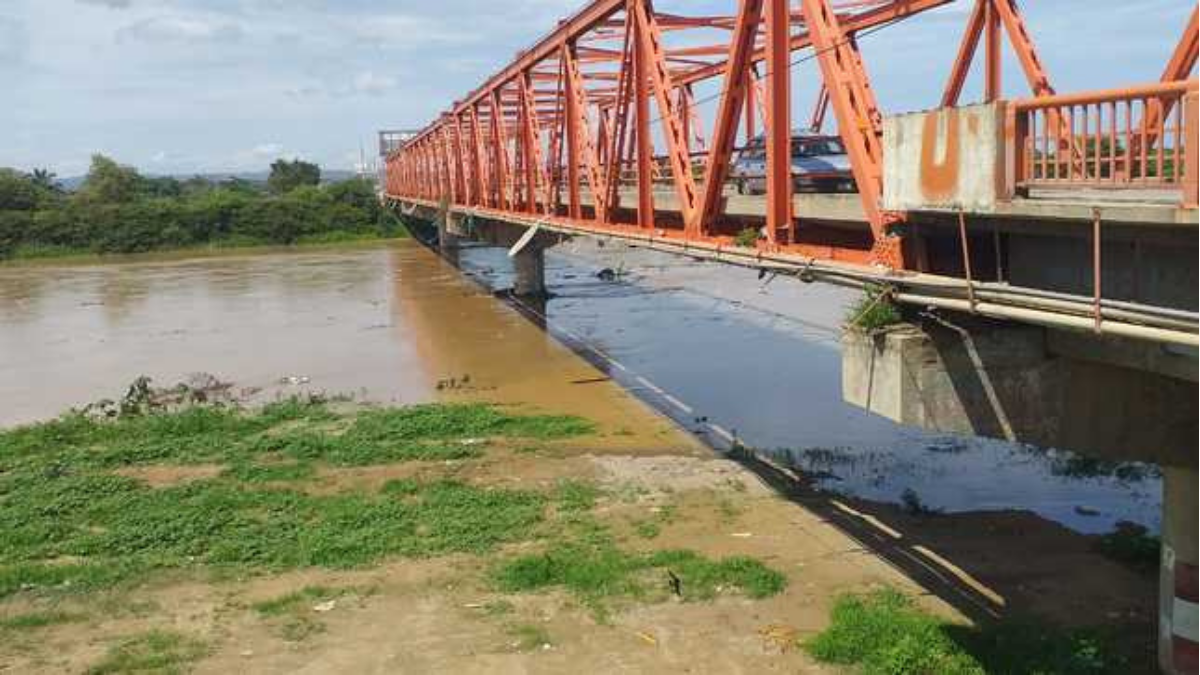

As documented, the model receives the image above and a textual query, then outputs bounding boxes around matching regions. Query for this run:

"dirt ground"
[0,245,1158,672]
[0,436,1156,674]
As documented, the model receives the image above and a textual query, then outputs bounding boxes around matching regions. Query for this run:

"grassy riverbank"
[0,392,797,672]
[0,382,1156,672]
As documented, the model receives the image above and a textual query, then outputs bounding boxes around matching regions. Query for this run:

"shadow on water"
[450,241,1161,536]
[420,235,1160,660]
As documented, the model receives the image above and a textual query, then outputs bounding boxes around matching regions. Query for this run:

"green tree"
[267,159,321,194]
[77,155,141,204]
[29,168,62,194]
[0,169,41,210]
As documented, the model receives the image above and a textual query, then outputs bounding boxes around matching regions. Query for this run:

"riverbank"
[0,387,1154,673]
[0,231,407,267]
[0,240,1160,672]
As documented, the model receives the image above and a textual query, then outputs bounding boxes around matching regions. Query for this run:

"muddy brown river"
[0,239,1161,534]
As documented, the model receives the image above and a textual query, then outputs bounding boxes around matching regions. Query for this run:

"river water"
[0,240,1160,534]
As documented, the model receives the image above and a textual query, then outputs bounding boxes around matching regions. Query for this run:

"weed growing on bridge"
[733,227,760,248]
[845,284,902,332]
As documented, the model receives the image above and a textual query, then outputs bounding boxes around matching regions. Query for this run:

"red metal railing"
[1008,80,1198,202]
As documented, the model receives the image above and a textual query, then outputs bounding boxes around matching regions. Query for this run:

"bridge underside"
[389,193,1198,347]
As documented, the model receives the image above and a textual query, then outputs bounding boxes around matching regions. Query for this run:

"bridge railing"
[1008,80,1198,205]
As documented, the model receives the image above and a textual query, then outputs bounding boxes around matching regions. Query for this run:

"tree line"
[0,156,403,259]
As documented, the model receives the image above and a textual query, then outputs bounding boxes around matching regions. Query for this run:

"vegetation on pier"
[0,156,404,260]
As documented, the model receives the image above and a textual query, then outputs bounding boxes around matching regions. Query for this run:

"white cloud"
[250,143,284,158]
[116,16,244,44]
[76,0,133,8]
[351,71,396,96]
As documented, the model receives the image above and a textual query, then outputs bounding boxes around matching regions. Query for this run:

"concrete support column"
[511,245,546,298]
[1160,465,1198,674]
[437,213,461,254]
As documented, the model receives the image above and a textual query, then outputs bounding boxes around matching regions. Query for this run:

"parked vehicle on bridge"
[730,132,855,194]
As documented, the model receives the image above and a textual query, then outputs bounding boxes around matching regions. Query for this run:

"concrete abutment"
[842,316,1198,674]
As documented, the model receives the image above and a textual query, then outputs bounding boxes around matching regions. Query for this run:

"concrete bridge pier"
[437,212,463,255]
[842,318,1198,674]
[511,244,547,298]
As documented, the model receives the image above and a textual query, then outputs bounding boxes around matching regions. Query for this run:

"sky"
[0,0,1193,177]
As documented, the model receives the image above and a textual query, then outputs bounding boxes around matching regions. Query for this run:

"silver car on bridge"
[730,132,855,194]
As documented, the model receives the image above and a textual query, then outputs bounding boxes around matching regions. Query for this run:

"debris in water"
[312,600,337,613]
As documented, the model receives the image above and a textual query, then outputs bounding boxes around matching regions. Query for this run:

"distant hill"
[58,169,361,191]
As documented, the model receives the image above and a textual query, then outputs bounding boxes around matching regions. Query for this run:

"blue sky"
[0,0,1193,176]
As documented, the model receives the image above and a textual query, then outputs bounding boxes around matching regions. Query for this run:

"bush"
[0,156,398,259]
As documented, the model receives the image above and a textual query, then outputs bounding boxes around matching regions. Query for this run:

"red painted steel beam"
[695,0,763,236]
[632,1,655,229]
[564,43,611,222]
[672,0,953,88]
[630,0,699,228]
[764,0,792,245]
[799,0,901,267]
[941,0,985,107]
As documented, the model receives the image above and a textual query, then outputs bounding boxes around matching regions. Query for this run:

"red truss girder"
[385,0,1192,271]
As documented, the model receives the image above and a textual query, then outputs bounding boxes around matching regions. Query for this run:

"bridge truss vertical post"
[630,0,655,229]
[468,105,488,207]
[744,67,757,143]
[489,89,512,211]
[695,0,763,237]
[630,0,699,229]
[764,0,792,246]
[563,42,610,222]
[451,115,467,205]
[518,70,547,214]
[604,17,635,222]
[941,0,984,107]
[562,43,583,220]
[984,0,1001,101]
[800,0,903,267]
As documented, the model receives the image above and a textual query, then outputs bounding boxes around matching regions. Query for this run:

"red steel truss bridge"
[382,0,1200,346]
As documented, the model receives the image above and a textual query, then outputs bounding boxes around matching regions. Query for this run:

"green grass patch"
[632,520,661,539]
[0,609,81,631]
[556,480,601,513]
[493,525,786,619]
[0,399,592,599]
[87,630,209,674]
[251,585,354,642]
[251,585,345,616]
[807,588,1138,675]
[505,623,552,651]
[1096,522,1160,574]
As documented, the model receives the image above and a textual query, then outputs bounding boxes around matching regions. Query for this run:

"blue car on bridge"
[730,132,856,194]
